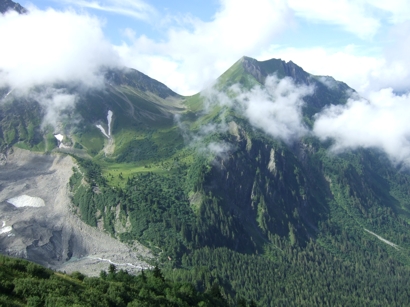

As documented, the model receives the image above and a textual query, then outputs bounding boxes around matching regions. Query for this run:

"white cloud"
[0,7,122,129]
[60,0,157,21]
[238,76,313,141]
[287,0,410,39]
[368,0,410,24]
[181,75,313,152]
[203,75,313,142]
[257,24,410,165]
[208,141,232,159]
[0,8,120,90]
[34,89,78,128]
[377,20,410,92]
[313,88,410,164]
[5,87,78,129]
[287,0,380,39]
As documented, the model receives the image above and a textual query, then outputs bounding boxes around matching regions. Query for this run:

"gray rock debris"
[0,148,153,276]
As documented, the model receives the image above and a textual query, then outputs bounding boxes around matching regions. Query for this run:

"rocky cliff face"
[240,56,351,114]
[240,56,308,84]
[198,121,328,251]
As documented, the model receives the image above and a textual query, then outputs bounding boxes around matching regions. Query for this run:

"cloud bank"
[313,89,410,164]
[202,75,313,142]
[235,76,313,141]
[200,73,410,167]
[287,0,380,39]
[61,0,157,22]
[0,7,122,129]
[0,8,119,90]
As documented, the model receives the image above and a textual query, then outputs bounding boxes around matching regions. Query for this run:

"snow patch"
[0,226,12,235]
[0,221,11,235]
[54,134,70,148]
[96,110,113,139]
[7,195,46,208]
[96,124,109,138]
[364,228,400,250]
[54,134,64,142]
[107,110,113,136]
[3,89,13,100]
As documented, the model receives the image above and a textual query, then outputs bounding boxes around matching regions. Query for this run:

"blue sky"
[2,0,410,96]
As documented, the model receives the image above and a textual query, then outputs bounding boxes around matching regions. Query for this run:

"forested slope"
[65,57,410,305]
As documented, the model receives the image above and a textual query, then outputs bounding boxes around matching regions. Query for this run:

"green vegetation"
[76,128,105,156]
[0,254,231,307]
[168,241,410,306]
[216,57,260,89]
[0,98,43,150]
[69,117,410,305]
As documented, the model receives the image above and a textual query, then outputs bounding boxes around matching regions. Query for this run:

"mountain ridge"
[104,67,182,100]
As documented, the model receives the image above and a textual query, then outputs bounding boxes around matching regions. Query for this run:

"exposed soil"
[0,147,153,276]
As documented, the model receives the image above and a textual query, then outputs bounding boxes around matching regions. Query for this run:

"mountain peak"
[218,55,311,88]
[240,56,310,84]
[0,0,27,14]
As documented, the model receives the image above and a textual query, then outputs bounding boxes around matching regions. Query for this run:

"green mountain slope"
[3,56,410,305]
[0,67,184,157]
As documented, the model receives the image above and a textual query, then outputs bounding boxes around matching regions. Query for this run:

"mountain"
[0,67,181,276]
[0,0,27,14]
[2,52,410,306]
